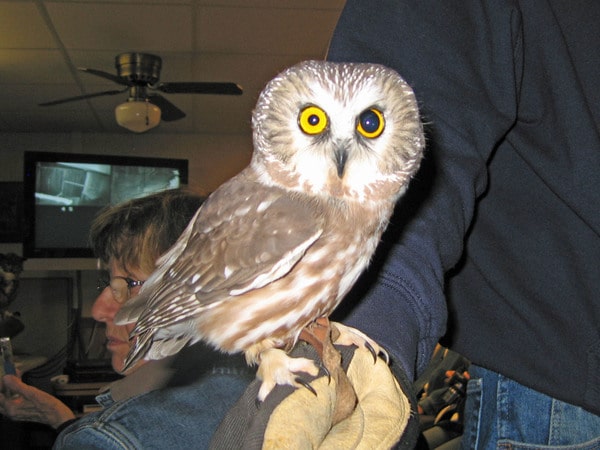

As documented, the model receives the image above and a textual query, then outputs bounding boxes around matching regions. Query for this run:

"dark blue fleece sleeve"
[327,0,523,379]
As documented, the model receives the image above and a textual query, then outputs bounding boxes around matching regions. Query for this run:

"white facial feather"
[252,60,424,202]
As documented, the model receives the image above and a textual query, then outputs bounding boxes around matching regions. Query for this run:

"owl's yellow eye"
[298,105,328,135]
[357,108,385,138]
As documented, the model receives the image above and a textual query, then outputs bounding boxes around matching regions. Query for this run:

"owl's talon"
[256,348,319,401]
[331,322,389,364]
[313,361,331,384]
[362,340,390,364]
[380,347,390,365]
[295,376,317,396]
[364,340,377,364]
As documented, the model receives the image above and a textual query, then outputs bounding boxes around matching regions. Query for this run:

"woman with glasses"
[0,189,254,448]
[94,274,145,374]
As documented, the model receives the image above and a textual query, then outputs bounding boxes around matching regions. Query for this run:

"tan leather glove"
[211,326,419,449]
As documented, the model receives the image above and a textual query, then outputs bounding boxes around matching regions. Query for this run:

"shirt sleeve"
[53,422,133,450]
[327,0,523,379]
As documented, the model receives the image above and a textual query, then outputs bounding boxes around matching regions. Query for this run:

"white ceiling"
[0,0,345,135]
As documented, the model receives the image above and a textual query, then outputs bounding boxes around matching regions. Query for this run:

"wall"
[0,131,253,192]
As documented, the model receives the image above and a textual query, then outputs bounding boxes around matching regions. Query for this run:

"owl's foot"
[256,348,319,402]
[298,316,332,359]
[300,317,358,424]
[330,321,389,364]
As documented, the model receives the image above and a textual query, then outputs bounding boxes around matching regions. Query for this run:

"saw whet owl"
[115,60,425,400]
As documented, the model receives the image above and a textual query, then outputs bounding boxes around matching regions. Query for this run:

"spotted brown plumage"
[115,60,424,400]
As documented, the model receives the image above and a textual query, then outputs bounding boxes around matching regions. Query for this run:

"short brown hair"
[89,189,204,274]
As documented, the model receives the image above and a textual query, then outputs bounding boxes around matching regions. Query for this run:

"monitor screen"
[23,151,188,258]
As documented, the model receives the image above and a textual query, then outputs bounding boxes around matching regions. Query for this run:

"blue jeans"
[460,365,600,450]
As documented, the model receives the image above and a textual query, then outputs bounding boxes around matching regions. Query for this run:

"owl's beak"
[334,148,348,178]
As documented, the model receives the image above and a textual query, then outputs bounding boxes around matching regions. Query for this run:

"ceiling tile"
[195,6,340,55]
[0,2,57,49]
[46,3,194,52]
[0,49,75,84]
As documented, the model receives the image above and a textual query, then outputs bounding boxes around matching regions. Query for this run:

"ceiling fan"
[39,52,243,132]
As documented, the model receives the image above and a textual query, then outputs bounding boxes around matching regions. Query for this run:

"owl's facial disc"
[296,102,386,179]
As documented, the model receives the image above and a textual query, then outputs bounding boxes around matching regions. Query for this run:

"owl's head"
[251,60,424,203]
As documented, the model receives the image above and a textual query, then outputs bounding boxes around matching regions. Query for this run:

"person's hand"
[0,375,76,429]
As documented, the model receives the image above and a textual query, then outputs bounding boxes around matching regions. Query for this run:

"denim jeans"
[460,365,600,450]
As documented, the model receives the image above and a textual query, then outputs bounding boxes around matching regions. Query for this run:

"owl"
[115,60,424,400]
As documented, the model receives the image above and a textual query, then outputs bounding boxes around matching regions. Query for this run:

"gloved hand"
[210,323,419,449]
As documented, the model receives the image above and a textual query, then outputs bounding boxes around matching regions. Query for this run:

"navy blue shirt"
[328,0,600,415]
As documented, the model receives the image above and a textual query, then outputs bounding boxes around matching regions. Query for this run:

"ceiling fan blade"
[147,94,186,121]
[155,82,243,96]
[79,67,130,86]
[39,88,128,106]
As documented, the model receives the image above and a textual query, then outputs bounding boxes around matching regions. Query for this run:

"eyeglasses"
[96,274,145,304]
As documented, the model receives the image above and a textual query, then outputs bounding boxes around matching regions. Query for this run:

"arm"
[0,375,75,429]
[328,0,523,379]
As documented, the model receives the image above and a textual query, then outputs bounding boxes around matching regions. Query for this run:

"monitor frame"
[23,151,189,258]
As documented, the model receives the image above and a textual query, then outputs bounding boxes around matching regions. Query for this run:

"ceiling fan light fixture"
[115,99,161,133]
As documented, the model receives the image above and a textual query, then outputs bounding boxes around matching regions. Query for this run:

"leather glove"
[211,324,419,449]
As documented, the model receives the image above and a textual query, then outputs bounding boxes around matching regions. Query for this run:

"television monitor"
[23,151,188,258]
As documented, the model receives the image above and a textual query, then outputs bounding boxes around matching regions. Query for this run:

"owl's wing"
[111,207,201,326]
[116,176,324,336]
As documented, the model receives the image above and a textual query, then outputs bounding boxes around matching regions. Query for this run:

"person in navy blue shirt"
[327,1,600,447]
